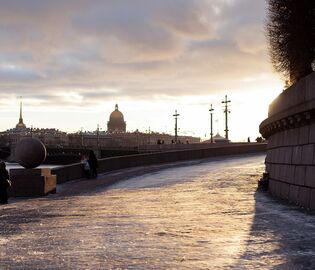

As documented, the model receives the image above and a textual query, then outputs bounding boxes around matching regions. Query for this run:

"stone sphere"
[15,138,47,169]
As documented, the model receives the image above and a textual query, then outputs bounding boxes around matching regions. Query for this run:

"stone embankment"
[52,143,266,184]
[260,72,315,209]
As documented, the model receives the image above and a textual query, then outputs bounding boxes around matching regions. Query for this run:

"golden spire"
[16,97,26,129]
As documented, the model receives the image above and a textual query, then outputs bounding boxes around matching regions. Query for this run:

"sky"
[0,0,284,141]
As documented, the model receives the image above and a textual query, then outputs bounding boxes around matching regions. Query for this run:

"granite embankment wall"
[260,72,315,209]
[52,143,266,184]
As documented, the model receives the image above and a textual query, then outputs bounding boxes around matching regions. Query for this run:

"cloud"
[0,0,277,108]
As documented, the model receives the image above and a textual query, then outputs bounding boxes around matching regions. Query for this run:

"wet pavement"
[1,153,315,269]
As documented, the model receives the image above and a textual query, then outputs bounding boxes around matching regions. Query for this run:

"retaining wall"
[260,72,315,209]
[52,143,266,184]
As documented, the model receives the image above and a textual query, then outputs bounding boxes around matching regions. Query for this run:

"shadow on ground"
[233,190,315,269]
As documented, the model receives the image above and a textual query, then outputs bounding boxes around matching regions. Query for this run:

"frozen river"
[1,153,315,269]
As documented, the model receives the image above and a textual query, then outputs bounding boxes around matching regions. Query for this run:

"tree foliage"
[266,0,315,85]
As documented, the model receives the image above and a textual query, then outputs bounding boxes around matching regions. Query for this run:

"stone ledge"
[260,72,315,139]
[9,168,57,197]
[260,109,314,139]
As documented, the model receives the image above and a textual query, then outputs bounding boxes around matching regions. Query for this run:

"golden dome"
[109,104,124,121]
[107,104,126,133]
[16,122,26,129]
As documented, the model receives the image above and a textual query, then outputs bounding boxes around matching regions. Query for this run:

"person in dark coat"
[88,150,98,178]
[0,162,10,204]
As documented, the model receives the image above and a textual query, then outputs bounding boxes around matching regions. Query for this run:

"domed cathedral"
[107,104,126,133]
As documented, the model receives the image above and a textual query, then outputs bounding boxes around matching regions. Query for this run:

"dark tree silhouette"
[266,0,315,85]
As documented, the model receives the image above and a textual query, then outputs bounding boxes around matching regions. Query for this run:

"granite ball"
[15,138,47,168]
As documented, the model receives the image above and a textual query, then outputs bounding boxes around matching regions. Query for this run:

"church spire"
[16,97,26,129]
[19,101,23,122]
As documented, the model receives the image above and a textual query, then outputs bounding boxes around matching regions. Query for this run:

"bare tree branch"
[266,0,315,85]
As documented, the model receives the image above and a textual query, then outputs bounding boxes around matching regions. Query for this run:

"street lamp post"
[147,126,151,145]
[81,127,84,147]
[209,104,214,143]
[97,124,100,149]
[173,110,180,143]
[221,95,231,140]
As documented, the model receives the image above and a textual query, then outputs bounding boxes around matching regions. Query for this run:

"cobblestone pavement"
[1,153,315,269]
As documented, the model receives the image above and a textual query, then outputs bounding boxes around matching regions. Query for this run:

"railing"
[52,143,267,184]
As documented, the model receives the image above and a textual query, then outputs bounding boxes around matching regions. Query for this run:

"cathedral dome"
[109,105,124,121]
[107,104,126,133]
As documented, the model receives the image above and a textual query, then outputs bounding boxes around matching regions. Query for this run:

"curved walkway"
[1,153,315,269]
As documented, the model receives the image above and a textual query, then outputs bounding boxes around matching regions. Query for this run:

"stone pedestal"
[9,168,57,197]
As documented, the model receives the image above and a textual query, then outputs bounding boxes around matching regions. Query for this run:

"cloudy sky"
[0,0,283,141]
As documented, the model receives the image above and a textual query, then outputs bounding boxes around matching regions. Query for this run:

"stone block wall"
[260,72,315,209]
[9,168,56,197]
[52,143,266,185]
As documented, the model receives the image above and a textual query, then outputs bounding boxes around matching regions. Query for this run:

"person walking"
[88,150,98,178]
[0,162,10,204]
[81,155,90,179]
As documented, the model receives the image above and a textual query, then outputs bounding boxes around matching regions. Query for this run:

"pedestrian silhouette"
[0,162,10,204]
[88,150,98,178]
[81,155,90,179]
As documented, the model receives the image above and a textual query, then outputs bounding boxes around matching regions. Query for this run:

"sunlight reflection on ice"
[2,154,315,269]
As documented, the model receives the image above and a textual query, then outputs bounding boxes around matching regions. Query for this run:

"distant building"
[1,101,201,151]
[32,128,68,146]
[107,104,126,133]
[0,128,68,148]
[68,130,200,149]
[0,101,29,148]
[15,101,26,129]
[213,133,230,143]
[0,102,68,148]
